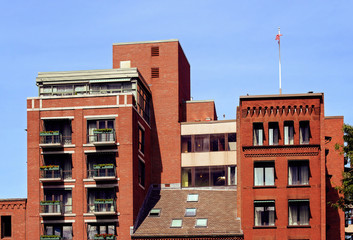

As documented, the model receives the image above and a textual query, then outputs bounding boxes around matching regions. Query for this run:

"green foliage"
[331,124,353,210]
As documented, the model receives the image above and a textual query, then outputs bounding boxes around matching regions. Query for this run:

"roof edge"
[113,39,179,46]
[240,93,323,100]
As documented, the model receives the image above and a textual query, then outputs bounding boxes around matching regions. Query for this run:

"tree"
[331,124,353,210]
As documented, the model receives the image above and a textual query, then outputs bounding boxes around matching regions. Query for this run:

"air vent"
[151,68,159,78]
[151,47,159,56]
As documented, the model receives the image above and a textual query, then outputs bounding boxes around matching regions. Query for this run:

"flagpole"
[278,27,282,94]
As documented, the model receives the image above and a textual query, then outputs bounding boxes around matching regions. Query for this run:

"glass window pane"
[254,167,264,186]
[182,168,192,188]
[181,136,192,153]
[265,167,274,186]
[195,167,210,186]
[228,133,236,151]
[187,194,199,202]
[195,135,210,152]
[63,226,72,239]
[195,219,207,227]
[210,166,226,186]
[171,219,182,228]
[228,166,237,185]
[185,208,196,217]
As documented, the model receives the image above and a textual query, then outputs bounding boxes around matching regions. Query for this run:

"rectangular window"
[181,136,192,153]
[254,201,275,226]
[151,68,159,78]
[288,200,310,226]
[187,194,199,202]
[195,135,210,152]
[284,121,294,145]
[138,126,145,154]
[228,133,237,150]
[138,159,145,187]
[181,168,192,188]
[299,121,310,144]
[185,208,197,217]
[253,123,264,146]
[44,224,73,239]
[149,209,161,217]
[170,219,182,228]
[288,161,309,185]
[1,216,11,238]
[210,134,225,151]
[254,162,275,186]
[151,46,159,56]
[87,224,115,239]
[195,167,210,187]
[268,122,279,145]
[227,166,237,185]
[195,218,208,227]
[87,119,115,143]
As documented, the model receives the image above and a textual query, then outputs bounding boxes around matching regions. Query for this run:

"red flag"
[275,34,283,44]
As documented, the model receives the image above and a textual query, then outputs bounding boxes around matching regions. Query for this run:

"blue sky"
[0,0,352,198]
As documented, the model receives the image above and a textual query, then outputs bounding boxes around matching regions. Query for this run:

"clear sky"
[0,0,352,198]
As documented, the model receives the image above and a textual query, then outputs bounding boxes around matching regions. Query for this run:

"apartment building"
[0,39,345,240]
[236,93,344,239]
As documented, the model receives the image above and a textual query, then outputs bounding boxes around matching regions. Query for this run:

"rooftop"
[239,92,323,100]
[133,188,242,238]
[113,39,179,46]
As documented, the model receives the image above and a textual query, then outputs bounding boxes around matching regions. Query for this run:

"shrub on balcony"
[40,131,60,136]
[93,128,113,133]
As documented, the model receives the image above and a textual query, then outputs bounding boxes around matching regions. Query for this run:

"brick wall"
[0,199,26,240]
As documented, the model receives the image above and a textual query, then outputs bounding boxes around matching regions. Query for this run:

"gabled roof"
[132,188,242,238]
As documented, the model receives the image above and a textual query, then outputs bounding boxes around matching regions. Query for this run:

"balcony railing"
[40,131,72,147]
[40,167,72,181]
[88,199,116,214]
[40,236,61,240]
[87,129,115,145]
[40,201,72,215]
[88,164,116,179]
[90,235,116,240]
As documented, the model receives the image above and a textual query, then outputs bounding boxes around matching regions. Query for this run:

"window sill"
[253,226,277,229]
[287,185,310,188]
[253,185,276,189]
[287,225,311,228]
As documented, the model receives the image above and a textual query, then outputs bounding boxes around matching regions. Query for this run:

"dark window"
[1,216,11,238]
[268,122,279,145]
[151,47,159,56]
[210,134,225,151]
[138,159,145,187]
[87,119,115,143]
[195,167,210,187]
[181,136,192,153]
[138,126,145,154]
[87,223,115,239]
[284,121,294,145]
[254,201,275,226]
[44,224,72,239]
[151,68,159,78]
[288,161,309,185]
[149,209,161,217]
[195,135,210,152]
[228,133,237,150]
[254,162,275,186]
[299,121,310,144]
[288,200,310,226]
[253,123,264,146]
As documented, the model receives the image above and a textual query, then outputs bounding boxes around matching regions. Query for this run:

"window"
[268,122,279,145]
[195,218,208,227]
[181,136,192,153]
[284,121,294,145]
[254,200,275,226]
[151,46,159,56]
[170,219,182,228]
[253,123,264,146]
[228,133,237,150]
[87,119,115,143]
[288,161,309,185]
[195,135,210,152]
[87,188,115,213]
[182,166,236,188]
[138,159,145,187]
[151,68,159,78]
[288,200,310,226]
[185,208,197,217]
[44,224,73,239]
[87,224,115,240]
[1,216,11,238]
[138,126,145,154]
[299,121,310,144]
[210,134,225,151]
[187,194,199,202]
[149,209,161,217]
[254,162,275,186]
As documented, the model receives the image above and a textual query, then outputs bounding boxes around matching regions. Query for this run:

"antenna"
[276,27,283,94]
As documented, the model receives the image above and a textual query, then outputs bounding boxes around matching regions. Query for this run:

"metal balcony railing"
[40,168,72,180]
[87,129,115,143]
[87,165,116,179]
[40,201,72,214]
[40,132,72,145]
[88,200,116,213]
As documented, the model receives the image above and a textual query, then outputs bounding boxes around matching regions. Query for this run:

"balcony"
[92,235,116,240]
[88,164,116,181]
[40,236,61,240]
[88,199,116,215]
[40,201,72,216]
[39,131,72,148]
[88,129,116,146]
[39,166,72,182]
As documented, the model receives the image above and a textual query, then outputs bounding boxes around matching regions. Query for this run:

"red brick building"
[236,93,344,240]
[0,40,345,240]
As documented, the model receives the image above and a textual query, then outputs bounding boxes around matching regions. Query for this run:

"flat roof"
[113,39,179,46]
[0,198,27,202]
[185,100,215,104]
[181,119,236,125]
[240,92,323,100]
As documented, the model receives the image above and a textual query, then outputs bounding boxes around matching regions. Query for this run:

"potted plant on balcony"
[93,234,105,240]
[93,128,113,134]
[40,131,60,136]
[40,235,61,240]
[94,199,114,204]
[105,234,116,240]
[93,164,114,169]
[40,165,60,171]
[40,200,60,205]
